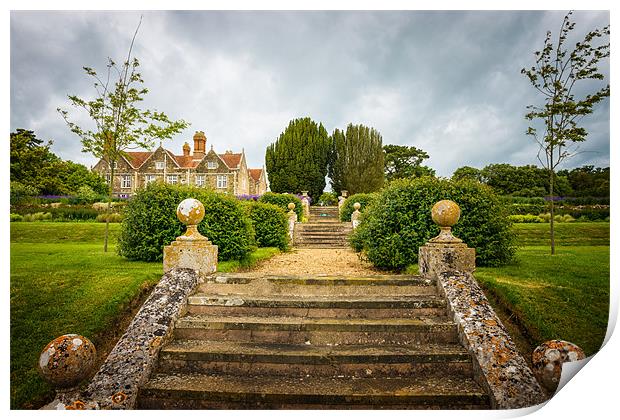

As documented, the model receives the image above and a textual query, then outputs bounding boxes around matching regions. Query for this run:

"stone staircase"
[137,274,491,409]
[294,206,351,248]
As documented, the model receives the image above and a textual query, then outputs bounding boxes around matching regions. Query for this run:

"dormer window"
[155,161,165,170]
[207,161,217,169]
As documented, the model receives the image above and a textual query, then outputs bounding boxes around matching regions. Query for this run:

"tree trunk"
[549,169,555,255]
[104,164,114,252]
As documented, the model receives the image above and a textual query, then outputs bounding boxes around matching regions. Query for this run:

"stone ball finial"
[532,340,586,393]
[176,198,205,226]
[431,200,461,227]
[287,202,295,211]
[353,202,361,210]
[38,334,97,389]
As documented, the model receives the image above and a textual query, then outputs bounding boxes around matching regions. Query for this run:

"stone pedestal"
[163,198,218,280]
[351,202,361,229]
[301,191,310,221]
[163,239,217,280]
[418,200,475,278]
[418,243,475,278]
[287,202,297,242]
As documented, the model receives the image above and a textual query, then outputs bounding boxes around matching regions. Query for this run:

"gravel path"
[248,248,380,276]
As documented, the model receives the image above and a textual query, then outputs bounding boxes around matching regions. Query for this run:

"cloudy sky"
[10,10,610,178]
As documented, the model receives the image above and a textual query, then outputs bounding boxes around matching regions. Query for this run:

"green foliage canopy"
[265,117,331,200]
[118,183,255,262]
[383,144,434,182]
[244,202,289,250]
[350,177,516,269]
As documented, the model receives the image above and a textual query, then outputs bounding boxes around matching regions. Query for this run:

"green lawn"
[10,222,279,409]
[476,222,610,356]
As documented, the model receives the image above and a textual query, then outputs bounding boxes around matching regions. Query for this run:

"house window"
[155,161,165,170]
[145,175,156,185]
[196,175,206,187]
[207,161,217,169]
[105,174,111,184]
[217,175,228,189]
[167,175,178,185]
[121,175,132,189]
[109,161,117,170]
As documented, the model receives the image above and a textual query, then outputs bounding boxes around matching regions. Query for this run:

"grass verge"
[10,222,279,409]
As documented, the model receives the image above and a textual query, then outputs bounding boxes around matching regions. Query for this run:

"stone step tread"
[160,340,471,363]
[140,373,489,405]
[188,294,446,308]
[176,314,456,332]
[208,274,433,286]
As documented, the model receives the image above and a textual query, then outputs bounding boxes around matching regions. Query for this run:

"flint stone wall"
[45,268,199,410]
[436,271,546,409]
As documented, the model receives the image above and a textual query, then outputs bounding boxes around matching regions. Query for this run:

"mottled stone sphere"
[353,202,361,210]
[532,340,586,392]
[38,334,97,389]
[176,198,205,225]
[431,200,461,227]
[287,202,296,211]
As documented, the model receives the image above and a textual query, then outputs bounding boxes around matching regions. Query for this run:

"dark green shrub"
[244,202,288,250]
[259,192,303,221]
[351,177,515,269]
[508,203,546,215]
[340,193,378,222]
[118,183,255,262]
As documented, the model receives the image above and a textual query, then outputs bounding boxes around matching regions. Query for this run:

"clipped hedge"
[259,192,303,221]
[340,193,378,222]
[118,183,255,262]
[507,214,545,223]
[244,202,289,250]
[350,177,515,269]
[10,204,100,221]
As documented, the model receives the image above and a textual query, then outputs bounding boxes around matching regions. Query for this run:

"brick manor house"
[92,131,268,198]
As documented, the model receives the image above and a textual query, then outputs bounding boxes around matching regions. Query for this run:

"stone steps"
[138,373,490,409]
[187,293,447,317]
[173,314,460,345]
[137,274,491,409]
[156,340,472,377]
[294,219,351,249]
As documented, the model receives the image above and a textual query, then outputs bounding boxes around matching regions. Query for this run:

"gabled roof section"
[249,169,263,182]
[219,152,242,169]
[125,151,153,169]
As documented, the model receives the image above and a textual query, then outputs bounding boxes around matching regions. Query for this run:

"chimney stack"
[193,131,206,159]
[183,142,191,157]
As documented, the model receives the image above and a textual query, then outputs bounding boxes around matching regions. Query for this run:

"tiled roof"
[219,153,242,169]
[173,155,200,168]
[125,152,153,168]
[249,168,263,182]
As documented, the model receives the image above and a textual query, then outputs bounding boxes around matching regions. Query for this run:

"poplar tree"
[265,117,331,200]
[329,123,384,195]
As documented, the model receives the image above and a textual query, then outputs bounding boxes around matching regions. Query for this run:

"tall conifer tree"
[265,117,330,199]
[329,123,384,195]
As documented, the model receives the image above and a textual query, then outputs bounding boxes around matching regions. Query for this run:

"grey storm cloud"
[10,10,610,177]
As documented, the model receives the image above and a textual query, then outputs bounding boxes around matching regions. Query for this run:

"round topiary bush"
[118,183,255,262]
[258,192,303,221]
[340,193,378,222]
[244,201,289,250]
[350,177,515,269]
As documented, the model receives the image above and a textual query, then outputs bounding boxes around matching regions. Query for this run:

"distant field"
[511,222,609,246]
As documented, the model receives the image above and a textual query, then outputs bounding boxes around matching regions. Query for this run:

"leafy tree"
[10,129,107,197]
[451,166,482,183]
[558,165,610,197]
[329,124,384,195]
[265,117,331,199]
[58,18,189,251]
[383,144,434,182]
[521,11,609,254]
